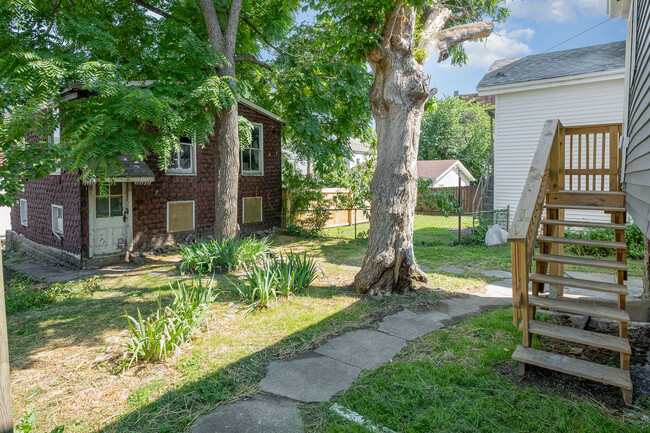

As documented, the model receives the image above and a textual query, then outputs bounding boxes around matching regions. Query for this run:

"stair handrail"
[472,156,492,212]
[508,119,562,330]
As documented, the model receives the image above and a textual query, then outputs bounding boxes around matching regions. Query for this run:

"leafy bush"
[5,274,95,314]
[178,237,270,274]
[460,225,489,246]
[230,252,321,312]
[15,409,64,433]
[124,279,214,366]
[564,224,644,260]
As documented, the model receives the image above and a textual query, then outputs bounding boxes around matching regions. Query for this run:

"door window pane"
[110,196,123,217]
[96,197,110,218]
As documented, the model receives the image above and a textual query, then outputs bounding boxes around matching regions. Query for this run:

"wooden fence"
[417,185,479,214]
[283,188,370,229]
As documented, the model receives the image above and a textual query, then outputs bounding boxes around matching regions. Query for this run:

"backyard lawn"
[3,234,647,432]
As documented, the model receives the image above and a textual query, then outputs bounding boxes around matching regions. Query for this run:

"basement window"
[242,197,262,224]
[167,201,195,233]
[20,199,28,226]
[52,205,63,236]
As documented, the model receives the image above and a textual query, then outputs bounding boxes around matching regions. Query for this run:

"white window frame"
[241,123,264,176]
[166,136,197,176]
[166,200,195,233]
[20,199,28,226]
[242,196,263,224]
[51,204,64,236]
[49,108,62,175]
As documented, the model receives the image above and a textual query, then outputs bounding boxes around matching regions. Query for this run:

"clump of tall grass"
[178,237,270,275]
[124,279,215,367]
[230,252,321,312]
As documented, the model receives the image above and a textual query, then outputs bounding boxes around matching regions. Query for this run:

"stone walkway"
[192,278,513,433]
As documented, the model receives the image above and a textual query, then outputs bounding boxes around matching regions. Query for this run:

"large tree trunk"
[213,64,241,241]
[354,7,429,295]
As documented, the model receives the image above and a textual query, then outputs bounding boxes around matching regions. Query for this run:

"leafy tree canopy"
[419,96,492,177]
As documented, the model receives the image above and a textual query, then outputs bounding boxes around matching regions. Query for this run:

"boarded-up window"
[52,205,63,235]
[167,201,194,233]
[20,199,28,226]
[242,197,262,224]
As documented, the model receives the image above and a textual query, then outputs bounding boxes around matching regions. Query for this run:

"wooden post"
[0,240,13,432]
[457,168,462,246]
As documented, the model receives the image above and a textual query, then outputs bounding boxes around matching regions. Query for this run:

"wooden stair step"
[529,295,630,322]
[533,253,627,271]
[529,273,627,295]
[541,219,627,230]
[547,191,625,208]
[537,236,626,249]
[528,320,631,354]
[545,204,626,212]
[512,346,632,390]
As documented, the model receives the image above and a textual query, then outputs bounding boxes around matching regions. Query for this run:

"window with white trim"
[241,124,263,175]
[167,201,195,233]
[242,197,262,224]
[20,199,28,226]
[167,136,196,175]
[52,205,63,236]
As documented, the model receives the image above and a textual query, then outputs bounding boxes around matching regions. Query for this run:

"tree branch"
[134,0,171,19]
[198,0,225,54]
[234,54,272,70]
[421,20,493,63]
[224,0,243,59]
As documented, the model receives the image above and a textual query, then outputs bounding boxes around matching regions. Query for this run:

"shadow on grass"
[92,284,447,433]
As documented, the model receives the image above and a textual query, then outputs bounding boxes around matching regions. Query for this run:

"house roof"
[238,97,286,125]
[350,138,370,154]
[417,159,475,183]
[477,41,626,90]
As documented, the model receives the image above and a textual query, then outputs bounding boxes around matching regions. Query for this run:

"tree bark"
[354,6,429,295]
[199,0,243,241]
[354,2,493,295]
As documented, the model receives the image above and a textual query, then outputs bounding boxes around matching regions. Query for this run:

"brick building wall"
[10,172,83,255]
[130,103,283,250]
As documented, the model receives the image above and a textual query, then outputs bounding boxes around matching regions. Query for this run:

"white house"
[477,41,625,223]
[346,138,372,168]
[417,159,475,187]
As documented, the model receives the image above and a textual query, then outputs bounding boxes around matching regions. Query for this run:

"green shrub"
[15,409,64,433]
[124,279,214,366]
[460,225,489,246]
[5,274,95,314]
[230,262,277,313]
[178,237,270,275]
[564,224,644,260]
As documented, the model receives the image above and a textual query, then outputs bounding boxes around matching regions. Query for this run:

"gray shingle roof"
[477,41,626,90]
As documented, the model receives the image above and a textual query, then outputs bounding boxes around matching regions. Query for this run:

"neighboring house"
[477,41,626,223]
[8,94,284,268]
[610,0,650,238]
[417,159,475,188]
[347,138,371,168]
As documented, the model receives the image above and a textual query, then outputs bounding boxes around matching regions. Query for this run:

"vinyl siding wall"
[625,0,650,237]
[493,78,624,223]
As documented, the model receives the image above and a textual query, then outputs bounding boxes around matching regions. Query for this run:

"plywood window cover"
[167,201,195,233]
[242,123,264,176]
[242,197,263,224]
[20,199,28,226]
[52,204,63,235]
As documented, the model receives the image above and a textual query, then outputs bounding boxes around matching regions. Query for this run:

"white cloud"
[506,0,606,22]
[441,27,534,69]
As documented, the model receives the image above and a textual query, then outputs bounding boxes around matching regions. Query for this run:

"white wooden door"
[91,184,129,256]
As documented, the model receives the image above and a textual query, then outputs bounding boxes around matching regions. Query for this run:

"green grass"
[304,308,647,433]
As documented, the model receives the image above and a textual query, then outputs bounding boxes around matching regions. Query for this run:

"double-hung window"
[20,199,28,226]
[241,124,263,175]
[167,136,196,175]
[52,205,64,236]
[49,108,62,175]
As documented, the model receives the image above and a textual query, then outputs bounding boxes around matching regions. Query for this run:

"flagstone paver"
[378,309,443,340]
[315,329,407,370]
[260,354,362,402]
[481,269,512,279]
[438,266,465,274]
[192,395,304,433]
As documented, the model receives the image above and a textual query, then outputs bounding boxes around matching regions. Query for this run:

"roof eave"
[238,97,286,125]
[477,68,625,96]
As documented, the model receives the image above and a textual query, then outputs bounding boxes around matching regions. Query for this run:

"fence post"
[457,168,462,246]
[354,208,357,240]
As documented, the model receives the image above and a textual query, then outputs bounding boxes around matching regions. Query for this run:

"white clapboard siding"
[625,0,650,238]
[493,78,624,224]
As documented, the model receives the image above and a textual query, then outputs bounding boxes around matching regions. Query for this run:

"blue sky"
[427,0,627,97]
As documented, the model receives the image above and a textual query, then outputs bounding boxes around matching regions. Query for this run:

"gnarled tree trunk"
[354,2,493,295]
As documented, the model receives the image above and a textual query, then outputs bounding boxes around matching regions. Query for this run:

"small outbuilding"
[417,159,475,188]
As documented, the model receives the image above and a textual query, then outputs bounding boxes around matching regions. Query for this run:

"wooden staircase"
[508,120,632,404]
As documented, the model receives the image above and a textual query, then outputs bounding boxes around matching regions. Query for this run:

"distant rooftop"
[350,138,370,154]
[417,159,475,182]
[477,41,625,90]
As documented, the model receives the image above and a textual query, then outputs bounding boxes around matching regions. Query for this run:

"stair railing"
[508,119,563,341]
